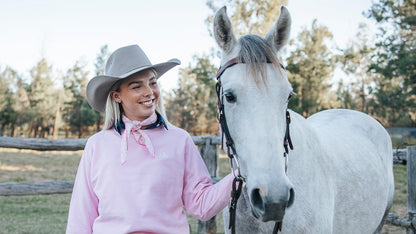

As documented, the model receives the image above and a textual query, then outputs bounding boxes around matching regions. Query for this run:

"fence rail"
[0,136,220,151]
[0,137,415,233]
[0,181,74,196]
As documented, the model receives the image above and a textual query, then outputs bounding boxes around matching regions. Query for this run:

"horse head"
[214,6,295,222]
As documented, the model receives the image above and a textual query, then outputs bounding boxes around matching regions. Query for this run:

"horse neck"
[286,110,320,172]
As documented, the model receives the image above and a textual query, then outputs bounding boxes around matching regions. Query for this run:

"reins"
[216,57,293,234]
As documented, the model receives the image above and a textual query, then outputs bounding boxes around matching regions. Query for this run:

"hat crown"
[105,45,152,77]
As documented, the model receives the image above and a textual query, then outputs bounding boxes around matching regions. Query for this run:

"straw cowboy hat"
[86,44,181,112]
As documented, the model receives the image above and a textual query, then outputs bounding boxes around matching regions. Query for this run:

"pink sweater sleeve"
[66,140,99,234]
[181,136,234,221]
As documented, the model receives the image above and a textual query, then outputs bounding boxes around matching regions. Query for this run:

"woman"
[66,45,234,233]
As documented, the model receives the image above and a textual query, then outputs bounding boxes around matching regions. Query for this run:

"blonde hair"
[102,69,168,130]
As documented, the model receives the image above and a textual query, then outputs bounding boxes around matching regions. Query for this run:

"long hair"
[102,69,168,130]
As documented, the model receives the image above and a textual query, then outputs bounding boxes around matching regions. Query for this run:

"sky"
[0,0,376,92]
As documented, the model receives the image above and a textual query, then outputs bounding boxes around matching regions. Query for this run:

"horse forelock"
[238,35,282,89]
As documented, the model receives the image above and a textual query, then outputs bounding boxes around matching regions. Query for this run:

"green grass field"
[0,149,409,233]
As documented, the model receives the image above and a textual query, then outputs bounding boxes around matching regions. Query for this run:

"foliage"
[62,61,97,138]
[339,23,377,113]
[286,20,338,117]
[10,78,31,136]
[26,59,57,138]
[206,0,288,36]
[0,67,18,135]
[366,0,416,126]
[0,45,108,138]
[165,53,219,135]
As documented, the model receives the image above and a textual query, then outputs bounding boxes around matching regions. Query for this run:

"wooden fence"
[0,136,415,233]
[388,147,416,234]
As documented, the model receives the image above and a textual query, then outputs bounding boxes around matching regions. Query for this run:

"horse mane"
[238,35,282,88]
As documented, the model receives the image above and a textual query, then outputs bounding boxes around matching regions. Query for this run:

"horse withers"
[213,6,394,234]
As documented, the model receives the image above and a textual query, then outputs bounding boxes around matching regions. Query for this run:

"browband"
[216,57,285,80]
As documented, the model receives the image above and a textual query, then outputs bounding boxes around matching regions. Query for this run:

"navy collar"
[114,112,168,135]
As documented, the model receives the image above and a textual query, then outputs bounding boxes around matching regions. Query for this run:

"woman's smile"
[139,97,155,106]
[111,69,160,121]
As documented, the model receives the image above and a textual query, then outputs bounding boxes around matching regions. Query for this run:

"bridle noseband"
[216,57,293,234]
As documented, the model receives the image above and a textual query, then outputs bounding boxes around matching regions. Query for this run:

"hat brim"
[87,58,180,112]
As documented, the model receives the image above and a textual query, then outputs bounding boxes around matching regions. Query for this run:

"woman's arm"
[181,135,234,221]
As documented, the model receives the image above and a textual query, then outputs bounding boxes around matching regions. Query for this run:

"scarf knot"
[120,113,157,164]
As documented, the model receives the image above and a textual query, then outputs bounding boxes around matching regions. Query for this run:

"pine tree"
[340,23,377,113]
[286,20,338,117]
[63,61,97,138]
[11,78,31,137]
[0,67,18,136]
[165,53,218,135]
[27,58,57,138]
[366,0,416,126]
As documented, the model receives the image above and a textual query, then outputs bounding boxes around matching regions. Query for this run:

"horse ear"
[214,6,237,54]
[265,6,292,53]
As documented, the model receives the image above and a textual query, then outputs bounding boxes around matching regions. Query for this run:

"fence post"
[407,147,416,234]
[197,137,219,234]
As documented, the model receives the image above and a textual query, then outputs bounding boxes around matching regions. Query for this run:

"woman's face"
[111,69,159,121]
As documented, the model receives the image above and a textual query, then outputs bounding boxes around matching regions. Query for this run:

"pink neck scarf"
[120,113,157,164]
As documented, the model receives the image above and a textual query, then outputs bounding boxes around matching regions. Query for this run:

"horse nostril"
[251,188,265,213]
[287,188,295,208]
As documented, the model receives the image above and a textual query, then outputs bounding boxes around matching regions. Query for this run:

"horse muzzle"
[249,185,295,222]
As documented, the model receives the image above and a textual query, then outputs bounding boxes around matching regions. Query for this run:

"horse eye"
[224,92,236,103]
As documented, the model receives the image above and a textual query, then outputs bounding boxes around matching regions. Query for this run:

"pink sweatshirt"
[66,124,234,234]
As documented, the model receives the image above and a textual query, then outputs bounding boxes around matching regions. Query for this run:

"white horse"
[213,6,395,234]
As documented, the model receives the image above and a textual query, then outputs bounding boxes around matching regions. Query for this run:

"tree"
[27,58,57,138]
[336,80,357,110]
[366,0,416,126]
[11,78,31,137]
[206,0,288,36]
[165,53,219,135]
[340,23,377,113]
[286,20,338,117]
[0,67,18,136]
[92,45,110,131]
[63,61,97,138]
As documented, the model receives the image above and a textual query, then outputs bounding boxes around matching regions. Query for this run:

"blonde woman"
[66,45,234,234]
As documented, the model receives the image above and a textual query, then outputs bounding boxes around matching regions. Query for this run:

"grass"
[0,149,81,233]
[382,164,408,234]
[0,149,409,234]
[0,194,72,233]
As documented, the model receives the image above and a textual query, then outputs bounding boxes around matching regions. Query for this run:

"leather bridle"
[215,57,294,234]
